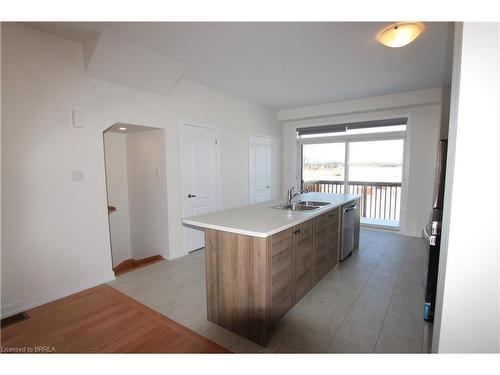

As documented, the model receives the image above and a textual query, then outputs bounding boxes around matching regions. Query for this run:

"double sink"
[272,200,330,211]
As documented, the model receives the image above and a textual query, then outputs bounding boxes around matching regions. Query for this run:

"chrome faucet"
[287,186,296,204]
[287,186,309,204]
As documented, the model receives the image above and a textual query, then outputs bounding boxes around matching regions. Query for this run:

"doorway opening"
[103,123,168,275]
[298,119,406,229]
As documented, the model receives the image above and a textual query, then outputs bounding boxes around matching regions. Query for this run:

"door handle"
[424,224,431,240]
[424,223,436,246]
[188,194,197,198]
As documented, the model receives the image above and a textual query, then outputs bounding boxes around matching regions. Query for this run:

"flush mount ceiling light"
[118,127,127,131]
[376,22,425,48]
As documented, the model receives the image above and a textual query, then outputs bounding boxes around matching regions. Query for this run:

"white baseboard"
[361,223,400,233]
[400,229,425,238]
[362,224,423,238]
[1,271,116,319]
[167,249,189,260]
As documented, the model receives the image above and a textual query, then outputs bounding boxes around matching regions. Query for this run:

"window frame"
[298,130,406,192]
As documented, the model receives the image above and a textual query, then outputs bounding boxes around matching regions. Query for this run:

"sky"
[303,139,404,165]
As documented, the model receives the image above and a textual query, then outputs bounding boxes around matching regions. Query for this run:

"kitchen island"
[182,192,360,346]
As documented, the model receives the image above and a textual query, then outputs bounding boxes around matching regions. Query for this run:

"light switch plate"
[72,110,84,128]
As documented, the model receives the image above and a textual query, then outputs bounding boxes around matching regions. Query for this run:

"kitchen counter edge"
[182,194,360,238]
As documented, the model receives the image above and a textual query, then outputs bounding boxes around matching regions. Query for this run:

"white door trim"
[398,113,412,235]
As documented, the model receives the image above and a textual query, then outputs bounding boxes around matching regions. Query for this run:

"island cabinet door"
[313,212,329,285]
[326,208,341,270]
[294,219,313,302]
[267,228,295,326]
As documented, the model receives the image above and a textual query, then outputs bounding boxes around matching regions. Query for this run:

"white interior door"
[249,135,272,203]
[181,124,217,252]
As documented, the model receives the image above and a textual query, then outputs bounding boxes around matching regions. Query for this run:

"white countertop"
[182,192,360,238]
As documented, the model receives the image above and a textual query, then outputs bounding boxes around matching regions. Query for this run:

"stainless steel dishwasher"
[341,202,357,261]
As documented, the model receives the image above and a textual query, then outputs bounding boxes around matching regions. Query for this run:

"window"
[302,143,345,182]
[348,139,404,183]
[299,125,406,139]
[299,118,406,228]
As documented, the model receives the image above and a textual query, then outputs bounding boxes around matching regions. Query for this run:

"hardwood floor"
[0,285,230,353]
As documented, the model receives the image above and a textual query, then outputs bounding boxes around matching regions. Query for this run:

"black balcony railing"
[303,180,402,221]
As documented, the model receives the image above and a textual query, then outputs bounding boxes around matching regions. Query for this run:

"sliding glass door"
[300,134,405,228]
[302,142,346,193]
[347,139,404,227]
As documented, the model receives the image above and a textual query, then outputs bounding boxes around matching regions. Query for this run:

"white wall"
[279,87,445,238]
[433,23,500,353]
[103,132,132,267]
[1,23,281,318]
[404,104,443,236]
[126,129,168,260]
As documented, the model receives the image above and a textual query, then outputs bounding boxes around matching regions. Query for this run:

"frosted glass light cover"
[376,23,425,48]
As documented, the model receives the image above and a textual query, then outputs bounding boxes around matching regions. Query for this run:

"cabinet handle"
[294,228,301,235]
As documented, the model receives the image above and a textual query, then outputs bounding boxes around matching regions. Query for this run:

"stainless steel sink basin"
[297,200,331,207]
[272,203,319,211]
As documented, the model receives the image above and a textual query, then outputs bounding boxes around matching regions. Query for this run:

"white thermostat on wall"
[72,109,85,128]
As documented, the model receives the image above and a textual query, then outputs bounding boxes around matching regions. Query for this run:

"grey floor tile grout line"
[270,275,327,353]
[372,239,408,352]
[273,315,306,353]
[276,237,376,353]
[405,243,427,351]
[273,278,335,353]
[322,290,360,352]
[323,242,387,353]
[276,239,375,353]
[273,327,296,352]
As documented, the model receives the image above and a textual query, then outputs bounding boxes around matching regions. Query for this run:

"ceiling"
[26,22,454,109]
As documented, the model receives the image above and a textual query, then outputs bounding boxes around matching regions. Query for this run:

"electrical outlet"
[71,170,84,182]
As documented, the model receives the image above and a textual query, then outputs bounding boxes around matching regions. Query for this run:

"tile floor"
[108,228,433,353]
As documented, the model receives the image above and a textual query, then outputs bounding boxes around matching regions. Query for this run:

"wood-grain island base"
[204,204,359,346]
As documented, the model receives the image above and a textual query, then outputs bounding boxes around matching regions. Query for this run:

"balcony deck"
[303,180,401,229]
[361,217,399,229]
